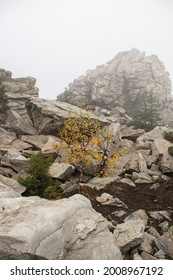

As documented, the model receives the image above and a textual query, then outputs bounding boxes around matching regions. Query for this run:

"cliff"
[57,48,173,126]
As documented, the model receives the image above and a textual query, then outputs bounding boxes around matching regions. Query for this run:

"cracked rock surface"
[0,194,122,260]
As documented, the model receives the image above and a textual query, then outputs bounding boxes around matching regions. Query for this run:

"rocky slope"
[0,69,109,135]
[0,62,173,260]
[57,48,173,126]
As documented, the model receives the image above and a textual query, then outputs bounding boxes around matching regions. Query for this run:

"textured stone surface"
[0,194,122,260]
[1,69,109,135]
[148,211,173,222]
[49,162,75,180]
[96,193,113,203]
[57,48,172,126]
[138,235,154,254]
[25,98,109,135]
[0,127,16,147]
[11,139,32,151]
[0,174,25,198]
[58,182,80,194]
[141,251,158,260]
[138,153,148,173]
[113,220,145,254]
[132,172,153,184]
[19,135,50,150]
[41,137,59,154]
[1,148,28,172]
[121,127,145,141]
[124,209,148,226]
[83,176,120,190]
[0,166,16,178]
[104,197,128,208]
[0,70,38,124]
[6,110,37,135]
[152,139,173,173]
[120,177,136,187]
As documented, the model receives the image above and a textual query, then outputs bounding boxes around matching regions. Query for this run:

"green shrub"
[164,132,173,143]
[43,185,60,199]
[18,152,53,196]
[168,146,173,156]
[128,92,162,131]
[0,82,9,113]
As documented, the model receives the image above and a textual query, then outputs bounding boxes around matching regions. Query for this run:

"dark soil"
[79,180,173,233]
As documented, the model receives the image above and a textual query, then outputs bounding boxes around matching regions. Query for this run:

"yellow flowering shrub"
[55,114,124,178]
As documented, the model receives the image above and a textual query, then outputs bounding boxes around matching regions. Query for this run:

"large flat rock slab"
[0,194,122,260]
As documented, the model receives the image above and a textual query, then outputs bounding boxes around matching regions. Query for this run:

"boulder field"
[0,49,173,259]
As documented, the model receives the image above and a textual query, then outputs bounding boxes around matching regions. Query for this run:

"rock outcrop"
[1,69,110,135]
[0,194,122,260]
[25,98,109,135]
[0,174,25,198]
[57,48,173,126]
[0,69,38,125]
[1,60,173,260]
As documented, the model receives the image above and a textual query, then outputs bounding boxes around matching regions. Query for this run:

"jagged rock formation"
[24,98,109,135]
[1,67,173,260]
[57,48,173,126]
[0,69,38,125]
[0,69,109,135]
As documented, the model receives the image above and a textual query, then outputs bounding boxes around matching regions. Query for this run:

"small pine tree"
[0,81,9,113]
[129,92,162,131]
[18,152,53,196]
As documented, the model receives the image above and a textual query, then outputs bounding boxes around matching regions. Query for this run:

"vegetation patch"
[129,92,161,131]
[18,152,58,197]
[43,183,61,199]
[55,114,122,179]
[168,146,173,156]
[164,132,173,143]
[0,81,9,114]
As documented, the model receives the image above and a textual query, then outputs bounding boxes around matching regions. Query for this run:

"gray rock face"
[1,148,28,172]
[10,139,32,151]
[6,110,37,135]
[0,127,16,148]
[83,176,120,190]
[1,70,110,136]
[136,126,167,145]
[1,68,173,260]
[132,172,153,184]
[121,127,145,141]
[49,162,75,180]
[0,194,122,260]
[41,137,60,154]
[147,227,173,259]
[152,139,173,173]
[0,70,39,124]
[138,153,148,173]
[138,235,154,255]
[113,220,145,254]
[96,193,113,203]
[141,251,158,260]
[25,98,109,135]
[124,209,148,226]
[148,211,173,222]
[120,178,135,187]
[19,135,51,150]
[58,182,80,194]
[57,48,172,126]
[0,174,25,198]
[0,166,16,178]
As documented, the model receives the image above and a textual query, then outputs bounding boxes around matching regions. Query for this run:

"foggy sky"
[0,0,172,99]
